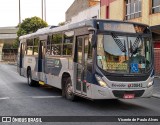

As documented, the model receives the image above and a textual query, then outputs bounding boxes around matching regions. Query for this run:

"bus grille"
[112,90,145,98]
[106,75,149,82]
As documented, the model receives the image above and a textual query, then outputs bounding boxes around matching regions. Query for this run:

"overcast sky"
[0,0,74,27]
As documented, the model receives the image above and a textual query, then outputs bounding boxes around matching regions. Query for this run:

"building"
[65,0,100,22]
[70,4,100,23]
[100,0,160,75]
[0,27,18,61]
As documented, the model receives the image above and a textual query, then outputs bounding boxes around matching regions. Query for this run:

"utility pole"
[42,0,44,20]
[44,0,46,21]
[19,0,21,24]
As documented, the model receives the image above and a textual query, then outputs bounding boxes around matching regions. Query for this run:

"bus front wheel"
[65,78,76,101]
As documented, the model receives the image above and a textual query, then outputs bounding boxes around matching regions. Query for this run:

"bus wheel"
[65,78,76,101]
[27,70,38,87]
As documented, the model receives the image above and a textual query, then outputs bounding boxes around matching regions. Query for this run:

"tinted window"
[26,39,33,55]
[33,38,39,56]
[63,31,74,56]
[51,34,62,56]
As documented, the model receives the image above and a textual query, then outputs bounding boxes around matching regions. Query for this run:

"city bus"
[17,19,154,101]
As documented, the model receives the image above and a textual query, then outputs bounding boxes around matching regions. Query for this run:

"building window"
[125,0,142,20]
[152,0,160,13]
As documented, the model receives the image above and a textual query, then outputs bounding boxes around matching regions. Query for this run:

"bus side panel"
[43,57,61,89]
[23,56,39,80]
[32,56,40,81]
[43,57,74,89]
[39,59,45,81]
[17,42,25,77]
[19,58,25,77]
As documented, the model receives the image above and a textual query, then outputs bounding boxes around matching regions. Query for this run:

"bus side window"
[63,31,74,56]
[33,38,39,56]
[26,39,33,56]
[46,35,51,55]
[51,33,62,56]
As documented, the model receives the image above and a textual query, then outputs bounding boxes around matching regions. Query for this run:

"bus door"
[76,36,89,95]
[17,42,25,76]
[38,40,46,80]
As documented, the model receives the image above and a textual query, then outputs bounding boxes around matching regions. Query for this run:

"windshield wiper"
[111,33,126,52]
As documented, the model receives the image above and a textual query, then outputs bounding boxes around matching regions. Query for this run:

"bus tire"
[27,70,39,87]
[65,77,76,101]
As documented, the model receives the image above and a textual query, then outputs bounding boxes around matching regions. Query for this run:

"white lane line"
[31,96,62,99]
[0,97,10,100]
[0,96,62,100]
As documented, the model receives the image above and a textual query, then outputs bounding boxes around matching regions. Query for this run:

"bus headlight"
[147,81,153,88]
[95,74,107,87]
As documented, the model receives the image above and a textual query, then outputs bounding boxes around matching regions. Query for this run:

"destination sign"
[98,22,147,33]
[105,62,128,71]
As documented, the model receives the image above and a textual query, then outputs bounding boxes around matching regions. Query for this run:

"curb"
[8,63,17,66]
[154,76,160,78]
[152,94,160,98]
[0,62,17,66]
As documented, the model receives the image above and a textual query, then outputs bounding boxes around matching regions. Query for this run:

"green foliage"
[58,22,65,26]
[14,16,48,48]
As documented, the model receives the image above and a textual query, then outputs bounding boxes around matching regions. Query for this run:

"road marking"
[0,97,10,100]
[0,96,62,100]
[31,96,62,99]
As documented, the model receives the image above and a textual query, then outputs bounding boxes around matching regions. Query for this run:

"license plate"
[123,94,135,99]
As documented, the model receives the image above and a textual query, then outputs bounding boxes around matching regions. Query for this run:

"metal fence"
[1,53,17,62]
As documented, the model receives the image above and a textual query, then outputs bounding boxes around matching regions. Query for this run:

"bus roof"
[19,19,149,40]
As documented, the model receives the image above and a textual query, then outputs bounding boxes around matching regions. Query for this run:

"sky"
[0,0,74,27]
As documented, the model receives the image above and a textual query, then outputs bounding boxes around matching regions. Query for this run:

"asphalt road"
[0,64,160,125]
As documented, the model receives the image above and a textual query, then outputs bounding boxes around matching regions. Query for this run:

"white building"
[69,4,100,24]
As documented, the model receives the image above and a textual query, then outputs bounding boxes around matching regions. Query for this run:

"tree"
[58,21,65,26]
[14,16,48,48]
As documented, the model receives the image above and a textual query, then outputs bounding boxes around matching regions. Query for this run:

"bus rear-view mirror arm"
[88,27,97,48]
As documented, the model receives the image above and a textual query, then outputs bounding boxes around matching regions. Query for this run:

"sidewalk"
[152,77,160,98]
[0,61,17,66]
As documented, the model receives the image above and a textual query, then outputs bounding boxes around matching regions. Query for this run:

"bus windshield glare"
[97,34,152,74]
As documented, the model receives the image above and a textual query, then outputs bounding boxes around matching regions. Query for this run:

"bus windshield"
[97,34,152,74]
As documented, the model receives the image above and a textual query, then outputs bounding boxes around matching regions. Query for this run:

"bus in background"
[17,19,154,101]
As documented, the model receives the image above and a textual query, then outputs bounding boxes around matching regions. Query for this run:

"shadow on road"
[20,84,149,110]
[76,98,149,112]
[14,82,149,112]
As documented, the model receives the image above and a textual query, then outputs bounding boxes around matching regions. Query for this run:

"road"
[0,64,160,125]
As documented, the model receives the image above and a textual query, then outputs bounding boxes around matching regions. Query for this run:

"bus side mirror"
[88,27,97,48]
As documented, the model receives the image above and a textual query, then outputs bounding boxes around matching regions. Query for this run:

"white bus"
[17,19,154,101]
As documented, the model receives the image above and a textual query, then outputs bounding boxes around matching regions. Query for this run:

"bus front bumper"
[90,84,153,99]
